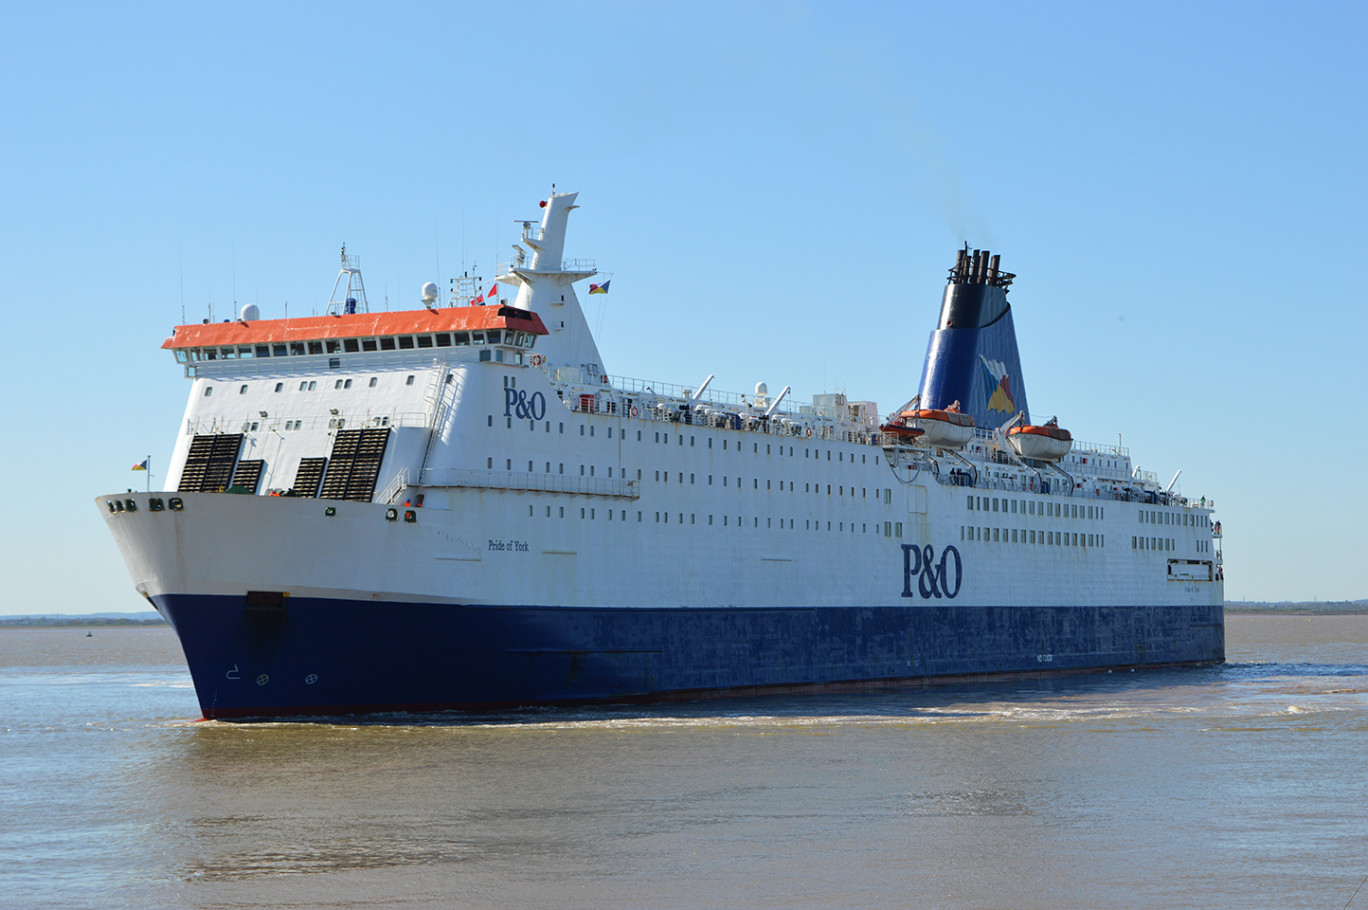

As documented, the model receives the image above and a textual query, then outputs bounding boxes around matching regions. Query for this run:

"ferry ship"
[99,190,1225,719]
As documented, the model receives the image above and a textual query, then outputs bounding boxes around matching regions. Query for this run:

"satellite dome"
[240,304,260,322]
[755,382,768,397]
[421,281,439,303]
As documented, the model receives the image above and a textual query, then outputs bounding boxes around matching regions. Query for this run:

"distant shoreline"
[0,616,167,628]
[1225,606,1368,615]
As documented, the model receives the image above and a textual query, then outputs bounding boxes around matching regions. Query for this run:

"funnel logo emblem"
[980,356,1016,415]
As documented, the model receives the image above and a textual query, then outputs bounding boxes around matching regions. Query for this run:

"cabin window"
[290,342,306,356]
[417,335,433,348]
[398,336,415,349]
[369,377,377,387]
[308,381,317,391]
[362,338,378,352]
[344,379,352,389]
[487,330,502,344]
[274,383,283,392]
[344,339,360,353]
[255,345,270,358]
[471,331,485,345]
[203,386,213,397]
[326,340,341,353]
[406,375,415,386]
[435,333,452,347]
[239,384,248,394]
[454,332,469,346]
[308,341,323,355]
[273,343,288,357]
[335,380,344,389]
[379,337,396,350]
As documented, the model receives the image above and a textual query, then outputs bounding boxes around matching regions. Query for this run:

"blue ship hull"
[155,595,1226,719]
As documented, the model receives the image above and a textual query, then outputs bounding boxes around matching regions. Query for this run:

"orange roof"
[162,305,547,350]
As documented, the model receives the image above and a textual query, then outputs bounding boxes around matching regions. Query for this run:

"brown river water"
[1,613,1365,909]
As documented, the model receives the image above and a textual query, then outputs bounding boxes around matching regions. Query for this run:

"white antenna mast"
[327,244,369,315]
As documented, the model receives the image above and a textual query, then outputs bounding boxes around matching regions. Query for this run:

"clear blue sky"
[2,1,1363,613]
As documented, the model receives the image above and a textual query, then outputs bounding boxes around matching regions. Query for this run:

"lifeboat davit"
[898,402,975,449]
[879,422,925,443]
[1007,418,1073,462]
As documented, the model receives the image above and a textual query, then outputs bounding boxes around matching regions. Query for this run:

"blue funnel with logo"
[916,248,1030,431]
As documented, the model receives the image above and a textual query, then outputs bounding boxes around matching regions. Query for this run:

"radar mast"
[327,244,369,315]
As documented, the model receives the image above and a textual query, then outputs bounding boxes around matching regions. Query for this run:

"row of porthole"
[108,497,184,514]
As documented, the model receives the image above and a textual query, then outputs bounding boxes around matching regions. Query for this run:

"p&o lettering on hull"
[901,544,962,599]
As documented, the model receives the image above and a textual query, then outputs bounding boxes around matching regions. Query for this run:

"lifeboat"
[1007,418,1073,462]
[898,402,975,449]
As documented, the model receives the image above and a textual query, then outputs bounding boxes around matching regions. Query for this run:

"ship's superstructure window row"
[172,330,539,364]
[960,526,1107,548]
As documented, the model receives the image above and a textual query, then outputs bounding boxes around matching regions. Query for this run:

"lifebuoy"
[530,353,545,366]
[805,427,813,438]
